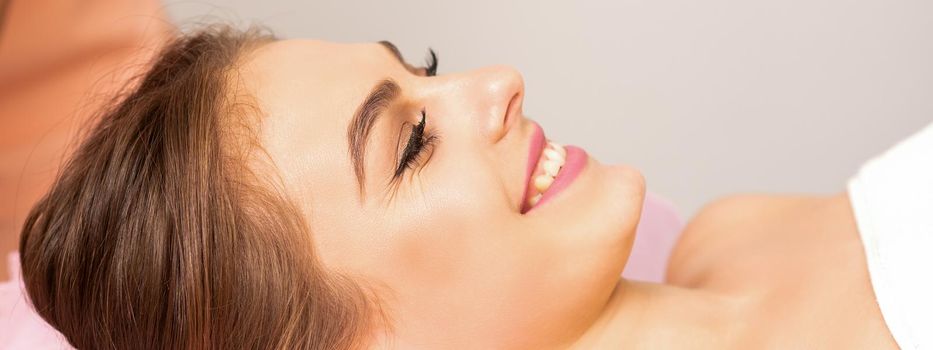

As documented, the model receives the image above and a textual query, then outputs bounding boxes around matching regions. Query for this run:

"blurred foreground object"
[0,0,171,280]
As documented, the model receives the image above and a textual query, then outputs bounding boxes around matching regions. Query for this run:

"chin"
[589,163,646,271]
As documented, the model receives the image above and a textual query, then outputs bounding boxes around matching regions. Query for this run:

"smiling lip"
[520,123,588,214]
[522,123,547,210]
[530,145,586,212]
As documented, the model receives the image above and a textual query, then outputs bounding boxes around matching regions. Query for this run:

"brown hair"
[19,26,379,349]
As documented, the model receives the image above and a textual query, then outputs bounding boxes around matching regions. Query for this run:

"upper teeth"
[528,142,566,207]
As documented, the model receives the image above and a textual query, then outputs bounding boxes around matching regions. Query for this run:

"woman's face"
[239,40,645,348]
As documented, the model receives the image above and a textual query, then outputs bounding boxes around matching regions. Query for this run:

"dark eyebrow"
[347,79,401,197]
[378,40,406,66]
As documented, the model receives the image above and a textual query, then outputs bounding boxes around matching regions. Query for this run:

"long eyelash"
[425,49,438,76]
[393,109,437,179]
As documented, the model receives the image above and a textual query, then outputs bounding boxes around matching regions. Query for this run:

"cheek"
[384,191,506,287]
[376,164,516,291]
[425,146,512,213]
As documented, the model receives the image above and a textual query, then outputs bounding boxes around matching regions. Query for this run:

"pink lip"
[521,123,547,212]
[530,145,587,212]
[519,123,588,214]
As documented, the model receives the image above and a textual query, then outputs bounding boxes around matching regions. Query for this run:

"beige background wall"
[167,0,932,215]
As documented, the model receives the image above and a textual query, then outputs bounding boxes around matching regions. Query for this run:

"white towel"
[848,122,933,350]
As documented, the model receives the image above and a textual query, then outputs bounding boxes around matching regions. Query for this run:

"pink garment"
[0,253,72,349]
[622,192,684,282]
[0,193,683,348]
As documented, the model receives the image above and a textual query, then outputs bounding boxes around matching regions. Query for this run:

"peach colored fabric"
[0,0,170,282]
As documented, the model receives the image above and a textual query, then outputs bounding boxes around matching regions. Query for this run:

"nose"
[468,65,525,143]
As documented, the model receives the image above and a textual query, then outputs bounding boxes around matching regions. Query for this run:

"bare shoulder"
[665,194,829,285]
[664,193,898,349]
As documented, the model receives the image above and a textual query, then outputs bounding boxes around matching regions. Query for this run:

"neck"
[568,279,743,349]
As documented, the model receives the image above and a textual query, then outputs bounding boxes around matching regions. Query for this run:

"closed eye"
[424,49,438,76]
[393,109,437,179]
[377,41,439,77]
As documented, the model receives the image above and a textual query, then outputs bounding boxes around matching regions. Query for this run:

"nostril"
[503,91,522,130]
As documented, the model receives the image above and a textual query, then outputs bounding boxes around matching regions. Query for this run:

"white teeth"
[542,160,562,177]
[526,141,568,210]
[528,193,542,207]
[543,148,564,162]
[534,174,554,192]
[549,142,566,158]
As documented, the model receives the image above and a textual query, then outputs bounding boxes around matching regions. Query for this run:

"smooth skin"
[237,40,899,349]
[238,40,645,349]
[574,194,898,349]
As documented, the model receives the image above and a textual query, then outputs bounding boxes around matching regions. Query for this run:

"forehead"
[241,39,396,130]
[236,39,400,199]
